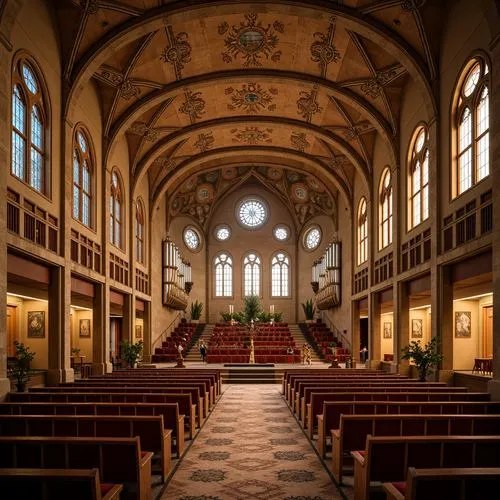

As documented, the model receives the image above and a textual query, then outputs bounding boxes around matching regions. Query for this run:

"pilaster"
[394,280,409,374]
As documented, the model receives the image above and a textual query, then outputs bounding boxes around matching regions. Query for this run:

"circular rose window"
[183,227,201,251]
[304,226,321,250]
[237,198,268,228]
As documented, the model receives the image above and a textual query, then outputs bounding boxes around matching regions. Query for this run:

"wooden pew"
[291,380,449,413]
[9,390,201,428]
[304,390,489,436]
[383,467,500,500]
[0,414,171,482]
[31,384,210,420]
[351,436,500,500]
[0,401,184,459]
[0,436,151,500]
[316,400,500,457]
[0,468,123,500]
[331,414,500,484]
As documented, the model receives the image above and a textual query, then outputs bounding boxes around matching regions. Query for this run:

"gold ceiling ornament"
[152,156,176,172]
[98,68,123,86]
[80,0,98,15]
[219,13,284,67]
[329,155,349,169]
[119,80,141,100]
[360,68,398,99]
[160,26,192,80]
[401,0,426,11]
[290,131,310,152]
[178,90,206,123]
[310,17,342,77]
[231,126,273,145]
[193,132,215,153]
[128,121,158,141]
[342,121,372,141]
[297,87,322,122]
[225,83,278,114]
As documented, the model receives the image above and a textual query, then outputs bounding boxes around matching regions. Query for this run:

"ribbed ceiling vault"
[57,0,441,217]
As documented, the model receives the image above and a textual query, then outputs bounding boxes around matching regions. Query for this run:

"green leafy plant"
[12,341,36,391]
[220,311,232,322]
[71,347,81,356]
[301,299,316,321]
[272,312,283,323]
[233,311,245,323]
[120,340,143,368]
[401,337,444,381]
[244,295,261,323]
[258,311,273,323]
[190,300,203,320]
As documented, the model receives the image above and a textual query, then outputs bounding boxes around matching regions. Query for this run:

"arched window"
[12,58,48,194]
[455,58,490,195]
[271,252,290,297]
[73,128,93,227]
[357,197,368,266]
[110,170,123,248]
[379,168,393,249]
[215,253,232,297]
[408,126,429,229]
[135,200,145,264]
[243,252,261,296]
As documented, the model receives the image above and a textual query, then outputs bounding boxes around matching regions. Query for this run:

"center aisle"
[161,384,344,499]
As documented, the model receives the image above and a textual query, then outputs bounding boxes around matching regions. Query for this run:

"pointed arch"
[110,169,125,249]
[135,198,146,264]
[243,251,261,297]
[271,251,290,297]
[73,126,95,228]
[357,197,368,266]
[408,124,429,230]
[379,167,393,249]
[214,252,233,297]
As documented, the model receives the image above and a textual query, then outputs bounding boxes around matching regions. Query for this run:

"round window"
[237,198,268,229]
[183,227,201,251]
[304,226,321,250]
[273,225,290,242]
[215,224,231,242]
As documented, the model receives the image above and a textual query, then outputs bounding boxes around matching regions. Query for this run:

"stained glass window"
[271,252,290,297]
[215,253,232,297]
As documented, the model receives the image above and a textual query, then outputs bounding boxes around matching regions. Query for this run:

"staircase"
[288,324,323,363]
[184,324,214,362]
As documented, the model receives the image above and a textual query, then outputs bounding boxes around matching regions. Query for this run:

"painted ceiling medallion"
[310,17,342,77]
[290,131,310,152]
[219,13,284,67]
[297,87,322,122]
[291,183,309,203]
[160,26,192,80]
[231,126,273,145]
[193,132,215,153]
[225,83,278,113]
[221,167,237,180]
[179,90,206,123]
[196,183,215,203]
[361,68,398,99]
[306,176,325,193]
[267,168,283,181]
[128,121,158,141]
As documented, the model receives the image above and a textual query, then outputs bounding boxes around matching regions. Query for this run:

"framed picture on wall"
[383,322,392,339]
[27,311,45,338]
[455,311,472,338]
[79,319,91,338]
[411,318,423,339]
[135,325,143,339]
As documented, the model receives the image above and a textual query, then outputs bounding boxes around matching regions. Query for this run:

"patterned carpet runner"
[161,384,344,499]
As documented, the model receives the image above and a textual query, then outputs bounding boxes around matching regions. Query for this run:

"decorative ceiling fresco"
[56,0,441,209]
[169,166,335,229]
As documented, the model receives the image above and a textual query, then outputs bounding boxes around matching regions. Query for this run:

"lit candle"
[229,304,234,314]
[270,304,274,314]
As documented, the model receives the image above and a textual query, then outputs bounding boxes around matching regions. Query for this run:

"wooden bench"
[351,436,500,500]
[304,390,489,436]
[331,414,500,484]
[317,400,500,457]
[31,384,210,420]
[301,387,477,429]
[0,468,123,500]
[0,436,152,500]
[0,414,171,482]
[383,467,500,500]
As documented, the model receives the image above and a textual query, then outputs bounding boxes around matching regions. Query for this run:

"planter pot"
[16,382,26,393]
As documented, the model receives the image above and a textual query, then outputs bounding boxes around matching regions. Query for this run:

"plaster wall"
[70,308,93,363]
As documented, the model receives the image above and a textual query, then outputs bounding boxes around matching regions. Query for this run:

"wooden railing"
[401,228,431,272]
[70,229,102,273]
[374,252,393,285]
[109,253,129,286]
[354,268,368,294]
[135,268,149,295]
[7,188,59,254]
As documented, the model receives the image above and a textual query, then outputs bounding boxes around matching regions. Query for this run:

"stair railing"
[322,313,352,354]
[152,311,182,350]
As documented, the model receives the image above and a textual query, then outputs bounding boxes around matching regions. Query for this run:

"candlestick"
[270,304,275,314]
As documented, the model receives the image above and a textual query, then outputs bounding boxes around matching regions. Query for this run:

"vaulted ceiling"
[57,0,441,219]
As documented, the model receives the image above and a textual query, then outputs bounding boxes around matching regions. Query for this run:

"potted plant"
[190,300,203,323]
[301,299,316,323]
[258,311,272,323]
[273,312,283,323]
[244,295,261,324]
[120,340,143,368]
[71,347,81,356]
[220,311,232,323]
[401,337,444,381]
[12,341,36,392]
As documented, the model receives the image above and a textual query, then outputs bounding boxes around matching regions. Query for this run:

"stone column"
[92,282,112,374]
[0,40,11,399]
[368,292,381,367]
[47,266,74,384]
[394,280,410,375]
[433,265,454,383]
[351,300,361,362]
[142,300,152,363]
[122,293,135,344]
[488,39,500,399]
